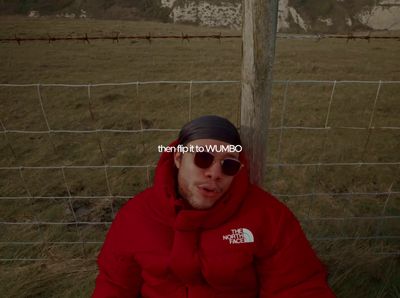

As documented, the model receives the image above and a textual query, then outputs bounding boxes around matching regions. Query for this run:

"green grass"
[0,16,399,297]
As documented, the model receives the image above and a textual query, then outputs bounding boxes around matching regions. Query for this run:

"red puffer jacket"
[93,141,336,298]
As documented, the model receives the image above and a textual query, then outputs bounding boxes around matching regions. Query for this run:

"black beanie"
[178,115,241,146]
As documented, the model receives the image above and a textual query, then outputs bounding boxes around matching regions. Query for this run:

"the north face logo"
[222,228,254,244]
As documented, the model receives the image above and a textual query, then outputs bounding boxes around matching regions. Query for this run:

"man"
[93,115,335,297]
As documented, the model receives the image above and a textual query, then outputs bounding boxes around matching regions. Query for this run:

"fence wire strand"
[1,33,400,44]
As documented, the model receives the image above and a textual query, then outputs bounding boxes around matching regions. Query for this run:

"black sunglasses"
[192,151,243,176]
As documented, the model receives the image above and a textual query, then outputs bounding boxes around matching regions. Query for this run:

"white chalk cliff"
[161,0,400,31]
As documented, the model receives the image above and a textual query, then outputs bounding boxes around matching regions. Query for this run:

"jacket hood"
[148,139,250,231]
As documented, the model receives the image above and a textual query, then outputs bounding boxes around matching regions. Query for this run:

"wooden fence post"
[240,0,279,185]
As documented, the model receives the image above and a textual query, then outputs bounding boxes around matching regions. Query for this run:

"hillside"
[1,0,400,32]
[1,16,400,298]
[0,0,171,21]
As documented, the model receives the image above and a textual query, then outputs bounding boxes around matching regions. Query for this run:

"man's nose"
[204,161,223,179]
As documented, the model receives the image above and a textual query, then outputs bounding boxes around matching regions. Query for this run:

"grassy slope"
[0,0,171,22]
[0,17,399,297]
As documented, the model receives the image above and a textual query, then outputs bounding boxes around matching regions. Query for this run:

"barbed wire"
[1,33,400,44]
[0,33,241,44]
[277,33,400,42]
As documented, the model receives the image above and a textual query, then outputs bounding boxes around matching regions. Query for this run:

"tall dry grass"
[0,16,399,297]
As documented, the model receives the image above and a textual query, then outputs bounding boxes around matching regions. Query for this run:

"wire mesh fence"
[0,79,399,262]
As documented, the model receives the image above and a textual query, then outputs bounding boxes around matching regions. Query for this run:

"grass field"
[0,16,399,297]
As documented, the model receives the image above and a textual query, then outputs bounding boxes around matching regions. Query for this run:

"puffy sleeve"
[92,206,143,298]
[256,204,336,298]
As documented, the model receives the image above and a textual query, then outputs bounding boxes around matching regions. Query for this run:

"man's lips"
[197,184,222,197]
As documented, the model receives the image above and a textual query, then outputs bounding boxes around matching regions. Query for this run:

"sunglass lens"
[221,159,242,176]
[194,152,214,168]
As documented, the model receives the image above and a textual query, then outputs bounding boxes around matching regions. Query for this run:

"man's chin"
[187,195,221,210]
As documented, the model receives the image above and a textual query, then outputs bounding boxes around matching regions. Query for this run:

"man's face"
[173,139,240,210]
